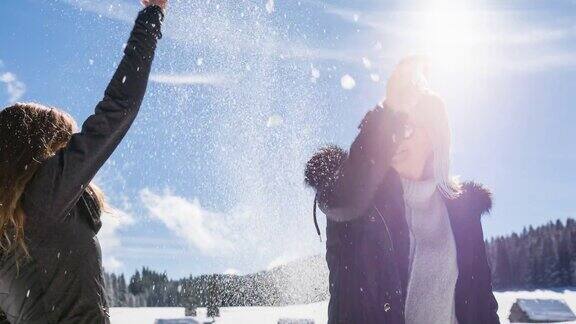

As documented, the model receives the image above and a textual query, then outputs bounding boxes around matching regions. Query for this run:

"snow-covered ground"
[110,290,576,323]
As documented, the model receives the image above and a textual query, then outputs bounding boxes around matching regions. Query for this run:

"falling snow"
[265,0,275,14]
[310,65,320,83]
[362,57,372,69]
[43,0,413,310]
[5,1,571,322]
[340,74,356,90]
[266,115,283,128]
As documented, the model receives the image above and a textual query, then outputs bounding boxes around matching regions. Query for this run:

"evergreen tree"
[117,274,128,307]
[542,235,562,287]
[494,239,512,288]
[129,270,144,295]
[207,274,220,318]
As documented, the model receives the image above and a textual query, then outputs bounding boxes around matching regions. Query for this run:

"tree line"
[103,256,328,307]
[104,218,576,307]
[487,218,576,289]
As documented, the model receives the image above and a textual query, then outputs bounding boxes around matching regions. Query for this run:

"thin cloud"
[0,72,26,104]
[307,0,415,38]
[61,0,576,69]
[111,246,191,257]
[60,0,368,66]
[140,189,234,256]
[323,3,576,45]
[503,52,576,72]
[492,24,576,45]
[316,1,576,73]
[150,73,227,86]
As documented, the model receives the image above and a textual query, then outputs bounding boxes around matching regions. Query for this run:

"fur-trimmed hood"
[305,145,492,216]
[451,181,493,217]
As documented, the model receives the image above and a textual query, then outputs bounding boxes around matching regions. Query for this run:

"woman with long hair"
[305,56,499,324]
[0,1,166,322]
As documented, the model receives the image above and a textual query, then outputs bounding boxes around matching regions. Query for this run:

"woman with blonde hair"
[0,0,167,322]
[305,56,499,323]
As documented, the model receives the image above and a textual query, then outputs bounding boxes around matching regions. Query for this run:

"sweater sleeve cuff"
[137,5,165,39]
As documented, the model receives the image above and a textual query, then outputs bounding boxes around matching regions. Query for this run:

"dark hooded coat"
[0,6,163,323]
[305,104,500,324]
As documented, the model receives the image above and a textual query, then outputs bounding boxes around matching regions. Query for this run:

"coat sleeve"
[474,218,500,323]
[23,6,164,220]
[318,105,405,222]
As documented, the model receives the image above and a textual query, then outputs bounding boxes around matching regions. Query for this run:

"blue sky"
[1,0,575,279]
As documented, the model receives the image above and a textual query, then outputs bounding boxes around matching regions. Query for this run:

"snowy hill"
[266,255,329,305]
[110,289,576,324]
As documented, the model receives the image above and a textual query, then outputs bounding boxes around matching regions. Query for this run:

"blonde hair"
[386,56,461,198]
[0,103,105,261]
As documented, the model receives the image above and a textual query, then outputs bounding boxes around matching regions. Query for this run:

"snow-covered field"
[110,290,576,324]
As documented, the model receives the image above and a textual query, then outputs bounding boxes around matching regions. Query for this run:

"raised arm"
[317,104,406,222]
[25,4,165,219]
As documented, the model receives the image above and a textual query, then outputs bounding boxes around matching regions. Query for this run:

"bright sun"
[415,0,489,73]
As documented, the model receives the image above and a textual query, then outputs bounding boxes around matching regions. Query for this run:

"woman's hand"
[141,0,168,11]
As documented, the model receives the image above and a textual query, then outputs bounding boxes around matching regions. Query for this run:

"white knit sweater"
[401,178,459,324]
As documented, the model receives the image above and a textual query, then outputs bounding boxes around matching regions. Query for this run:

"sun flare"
[415,0,489,73]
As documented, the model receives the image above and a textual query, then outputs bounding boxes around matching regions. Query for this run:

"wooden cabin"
[509,298,576,323]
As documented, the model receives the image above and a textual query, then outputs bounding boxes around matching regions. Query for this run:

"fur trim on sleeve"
[304,145,347,192]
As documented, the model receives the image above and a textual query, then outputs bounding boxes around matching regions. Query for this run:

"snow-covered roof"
[516,299,576,321]
[277,319,314,324]
[154,318,200,324]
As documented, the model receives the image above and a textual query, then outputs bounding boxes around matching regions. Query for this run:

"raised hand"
[141,0,168,11]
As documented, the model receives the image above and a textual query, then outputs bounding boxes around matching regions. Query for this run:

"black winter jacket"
[305,103,500,324]
[0,6,163,323]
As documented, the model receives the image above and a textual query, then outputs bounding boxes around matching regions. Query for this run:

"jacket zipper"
[374,205,396,260]
[374,204,407,317]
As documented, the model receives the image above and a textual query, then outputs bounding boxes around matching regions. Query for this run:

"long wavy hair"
[386,56,461,198]
[0,102,104,260]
